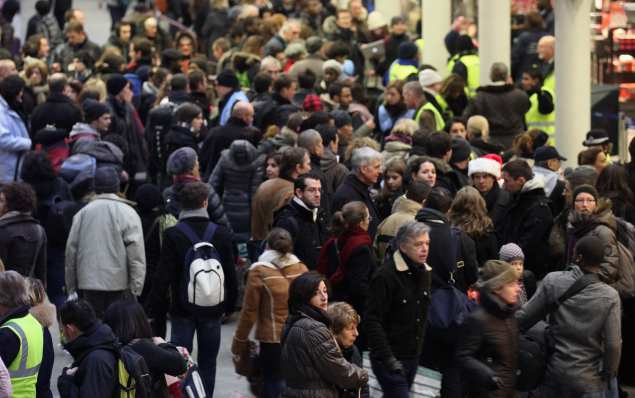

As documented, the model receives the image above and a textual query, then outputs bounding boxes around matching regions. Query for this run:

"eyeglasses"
[574,198,596,204]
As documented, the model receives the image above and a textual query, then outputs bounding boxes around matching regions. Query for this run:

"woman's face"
[385,88,401,106]
[494,280,521,306]
[310,281,328,311]
[179,37,194,57]
[449,122,467,139]
[414,161,436,187]
[335,322,359,349]
[191,113,204,132]
[510,259,524,274]
[384,171,403,192]
[359,210,371,232]
[266,158,280,179]
[574,192,597,215]
[594,151,608,173]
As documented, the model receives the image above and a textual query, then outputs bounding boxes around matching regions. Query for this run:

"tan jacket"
[375,196,422,260]
[233,250,308,349]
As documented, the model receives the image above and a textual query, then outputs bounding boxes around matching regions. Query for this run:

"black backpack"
[145,103,176,185]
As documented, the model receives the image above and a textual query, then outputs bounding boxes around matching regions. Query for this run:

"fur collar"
[393,249,431,272]
[251,249,301,270]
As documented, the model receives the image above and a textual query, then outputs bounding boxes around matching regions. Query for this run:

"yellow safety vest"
[419,102,446,131]
[447,54,460,75]
[526,86,556,142]
[459,54,480,97]
[388,61,418,83]
[1,314,44,398]
[415,38,425,64]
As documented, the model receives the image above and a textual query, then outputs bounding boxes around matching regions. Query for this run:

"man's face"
[62,323,81,344]
[66,31,84,46]
[307,0,322,15]
[281,82,297,101]
[399,233,430,265]
[537,39,554,61]
[338,124,353,142]
[297,178,322,208]
[546,158,561,172]
[391,21,407,35]
[324,69,338,83]
[337,87,353,108]
[179,37,194,57]
[521,73,539,91]
[574,192,597,215]
[471,172,495,193]
[39,38,50,58]
[145,24,158,38]
[242,106,255,126]
[298,153,312,175]
[403,90,417,108]
[285,24,301,42]
[502,171,524,193]
[215,84,232,98]
[117,83,133,103]
[312,138,324,158]
[120,25,132,42]
[262,65,281,81]
[359,159,382,185]
[449,122,466,139]
[337,11,353,29]
[349,0,363,18]
[94,113,112,132]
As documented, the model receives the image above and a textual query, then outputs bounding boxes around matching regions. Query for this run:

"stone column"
[478,0,511,86]
[422,0,452,73]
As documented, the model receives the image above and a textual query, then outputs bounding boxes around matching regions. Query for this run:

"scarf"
[329,226,372,285]
[281,303,331,345]
[172,174,201,185]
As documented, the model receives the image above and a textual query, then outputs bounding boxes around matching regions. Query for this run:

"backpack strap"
[175,222,202,245]
[549,273,600,313]
[202,223,218,243]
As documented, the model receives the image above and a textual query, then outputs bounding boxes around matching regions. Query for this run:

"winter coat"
[468,230,499,267]
[251,178,294,240]
[200,117,259,178]
[365,250,432,362]
[165,125,200,160]
[456,289,519,398]
[381,139,411,165]
[58,323,118,398]
[128,339,187,398]
[0,96,30,182]
[533,165,566,217]
[65,194,146,295]
[332,174,380,239]
[69,123,101,147]
[0,211,47,282]
[375,195,422,260]
[233,250,308,345]
[481,182,510,228]
[496,177,553,277]
[26,14,63,49]
[0,306,54,398]
[320,147,349,198]
[219,90,249,127]
[516,266,621,393]
[564,202,620,286]
[274,197,328,269]
[415,207,479,292]
[210,140,265,242]
[261,93,301,129]
[602,192,635,225]
[281,305,368,398]
[147,210,237,321]
[163,181,230,229]
[463,83,530,145]
[52,37,102,72]
[511,29,547,81]
[340,344,370,398]
[376,189,403,222]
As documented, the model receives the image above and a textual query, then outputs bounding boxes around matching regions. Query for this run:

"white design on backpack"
[187,241,225,307]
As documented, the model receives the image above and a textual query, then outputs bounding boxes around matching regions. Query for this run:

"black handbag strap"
[549,272,600,313]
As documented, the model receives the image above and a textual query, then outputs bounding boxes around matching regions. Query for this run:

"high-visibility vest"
[388,61,418,83]
[447,54,460,75]
[415,38,425,64]
[1,314,44,398]
[526,86,556,141]
[459,54,480,96]
[416,102,446,130]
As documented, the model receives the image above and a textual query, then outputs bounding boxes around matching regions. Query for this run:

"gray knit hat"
[499,243,525,262]
[167,147,197,176]
[478,260,520,291]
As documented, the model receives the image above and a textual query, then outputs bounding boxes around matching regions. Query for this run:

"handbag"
[232,339,261,378]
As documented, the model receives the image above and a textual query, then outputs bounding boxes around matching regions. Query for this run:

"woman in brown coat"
[232,228,309,398]
[456,260,521,398]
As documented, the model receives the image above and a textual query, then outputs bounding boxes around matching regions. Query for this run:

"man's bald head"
[231,101,254,125]
[538,35,555,62]
[0,60,17,82]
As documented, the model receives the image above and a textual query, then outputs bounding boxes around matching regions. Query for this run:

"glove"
[384,357,405,376]
[489,376,504,390]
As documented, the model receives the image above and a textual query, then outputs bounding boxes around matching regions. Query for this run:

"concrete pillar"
[422,0,451,73]
[555,0,592,164]
[374,0,401,26]
[478,0,510,86]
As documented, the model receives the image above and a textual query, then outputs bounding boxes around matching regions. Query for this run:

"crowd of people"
[0,0,632,397]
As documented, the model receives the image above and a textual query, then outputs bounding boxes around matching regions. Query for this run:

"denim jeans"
[543,377,618,398]
[171,315,222,396]
[371,357,418,398]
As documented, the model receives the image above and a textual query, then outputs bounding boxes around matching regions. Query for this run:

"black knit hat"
[134,183,163,213]
[106,74,129,96]
[398,41,418,60]
[82,99,110,123]
[450,138,471,164]
[572,184,598,202]
[216,69,239,89]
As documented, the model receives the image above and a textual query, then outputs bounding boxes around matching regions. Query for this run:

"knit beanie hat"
[106,74,129,96]
[468,157,501,179]
[478,260,520,291]
[305,37,323,54]
[499,243,524,262]
[450,138,471,164]
[134,183,163,213]
[216,69,239,89]
[572,184,598,203]
[167,147,197,176]
[82,99,111,123]
[398,41,418,60]
[419,69,442,88]
[94,167,120,194]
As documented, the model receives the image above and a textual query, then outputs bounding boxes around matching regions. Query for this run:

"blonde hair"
[327,302,360,334]
[391,119,417,138]
[344,137,380,163]
[449,186,494,237]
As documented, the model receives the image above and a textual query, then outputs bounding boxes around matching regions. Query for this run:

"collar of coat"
[393,249,431,272]
[179,208,209,220]
[292,196,318,222]
[95,193,136,206]
[251,249,301,270]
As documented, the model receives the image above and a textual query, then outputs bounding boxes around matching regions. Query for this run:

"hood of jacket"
[520,175,545,194]
[320,147,340,173]
[415,207,449,224]
[253,249,301,270]
[64,322,118,360]
[383,140,412,153]
[69,122,100,139]
[392,195,423,215]
[532,166,559,197]
[224,139,258,167]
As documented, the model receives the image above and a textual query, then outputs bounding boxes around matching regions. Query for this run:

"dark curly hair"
[20,151,55,183]
[1,182,37,212]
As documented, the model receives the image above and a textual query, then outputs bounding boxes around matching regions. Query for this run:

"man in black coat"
[332,147,382,239]
[30,73,82,135]
[498,159,553,277]
[200,101,258,178]
[274,174,328,269]
[365,221,432,396]
[298,129,331,216]
[260,75,300,130]
[57,299,118,398]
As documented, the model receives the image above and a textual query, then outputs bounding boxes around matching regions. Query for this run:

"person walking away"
[232,228,308,398]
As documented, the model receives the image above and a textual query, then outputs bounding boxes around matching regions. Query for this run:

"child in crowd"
[498,243,537,304]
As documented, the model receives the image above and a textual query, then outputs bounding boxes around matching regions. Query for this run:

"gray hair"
[351,147,382,172]
[0,271,30,309]
[260,56,281,72]
[403,81,424,98]
[395,221,430,247]
[490,62,509,82]
[279,19,301,37]
[298,129,322,151]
